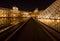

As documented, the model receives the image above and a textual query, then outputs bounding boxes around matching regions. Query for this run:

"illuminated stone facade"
[0,8,9,17]
[0,7,20,17]
[10,7,20,17]
[0,7,41,18]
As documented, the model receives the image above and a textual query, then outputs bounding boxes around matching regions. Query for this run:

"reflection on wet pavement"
[0,17,28,25]
[0,18,27,27]
[0,17,28,33]
[38,19,60,32]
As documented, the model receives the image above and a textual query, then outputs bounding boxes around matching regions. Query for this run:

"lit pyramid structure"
[38,0,60,19]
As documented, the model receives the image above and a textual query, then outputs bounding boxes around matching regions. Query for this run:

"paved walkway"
[8,18,57,41]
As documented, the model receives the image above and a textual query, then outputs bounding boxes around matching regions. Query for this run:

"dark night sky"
[0,0,55,11]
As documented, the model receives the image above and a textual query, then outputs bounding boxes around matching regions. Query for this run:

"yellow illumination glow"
[2,14,4,17]
[13,14,16,17]
[38,19,55,25]
[57,20,60,22]
[13,7,18,10]
[4,14,6,17]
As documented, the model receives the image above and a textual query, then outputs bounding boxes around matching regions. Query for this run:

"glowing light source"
[13,14,16,17]
[13,7,18,10]
[57,20,60,22]
[4,14,6,17]
[1,14,4,17]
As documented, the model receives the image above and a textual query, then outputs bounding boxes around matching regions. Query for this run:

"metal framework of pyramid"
[38,0,60,19]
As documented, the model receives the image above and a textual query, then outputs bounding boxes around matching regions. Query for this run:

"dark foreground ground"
[7,18,58,41]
